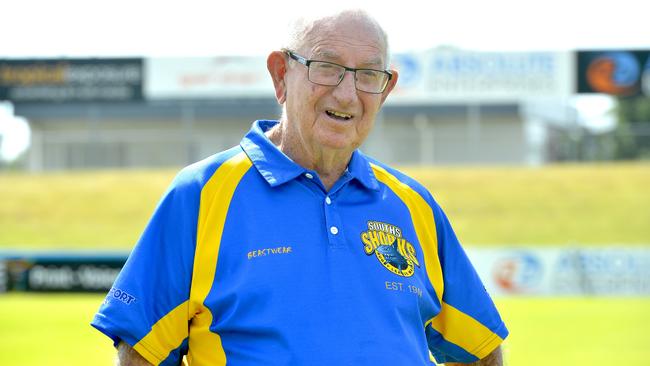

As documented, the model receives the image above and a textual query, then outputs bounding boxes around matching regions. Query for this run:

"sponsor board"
[389,50,573,103]
[145,51,572,102]
[577,50,650,97]
[2,247,648,295]
[0,58,143,103]
[1,252,126,293]
[145,57,273,99]
[491,251,544,294]
[467,247,650,296]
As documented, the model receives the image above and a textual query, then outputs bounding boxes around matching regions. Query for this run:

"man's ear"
[379,69,399,105]
[267,51,288,104]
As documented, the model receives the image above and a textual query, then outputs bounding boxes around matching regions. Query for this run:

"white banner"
[143,51,573,102]
[388,50,574,104]
[145,57,274,99]
[466,246,650,296]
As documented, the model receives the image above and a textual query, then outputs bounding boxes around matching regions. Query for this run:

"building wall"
[364,107,527,165]
[29,117,253,170]
[20,102,529,171]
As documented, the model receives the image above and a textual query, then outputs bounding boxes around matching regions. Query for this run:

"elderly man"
[92,9,508,366]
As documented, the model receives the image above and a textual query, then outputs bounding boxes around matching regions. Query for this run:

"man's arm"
[116,341,153,366]
[446,346,503,366]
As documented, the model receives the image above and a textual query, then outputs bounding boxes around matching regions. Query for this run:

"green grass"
[2,163,647,365]
[0,169,173,249]
[1,163,649,249]
[402,163,650,245]
[0,294,648,365]
[0,294,115,366]
[496,297,650,365]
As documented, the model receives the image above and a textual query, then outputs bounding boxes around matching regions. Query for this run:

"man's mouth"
[326,110,353,121]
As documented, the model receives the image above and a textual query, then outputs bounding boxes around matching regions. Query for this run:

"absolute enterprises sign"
[0,58,143,103]
[577,50,650,97]
[389,50,573,103]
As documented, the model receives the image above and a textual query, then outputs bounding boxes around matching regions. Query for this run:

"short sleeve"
[425,204,509,364]
[91,170,201,366]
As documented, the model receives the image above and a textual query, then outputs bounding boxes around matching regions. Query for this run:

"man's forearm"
[116,341,153,366]
[446,345,503,366]
[473,346,503,366]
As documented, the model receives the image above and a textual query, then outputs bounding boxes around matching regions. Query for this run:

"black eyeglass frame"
[283,49,393,94]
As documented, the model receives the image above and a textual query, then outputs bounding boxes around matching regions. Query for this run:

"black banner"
[577,50,650,97]
[0,252,127,293]
[0,58,143,103]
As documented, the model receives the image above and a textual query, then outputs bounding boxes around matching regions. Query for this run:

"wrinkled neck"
[266,122,352,191]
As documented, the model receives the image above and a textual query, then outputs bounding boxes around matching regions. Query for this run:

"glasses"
[284,50,392,94]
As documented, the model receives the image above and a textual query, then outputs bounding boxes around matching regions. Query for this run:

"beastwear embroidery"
[247,246,293,260]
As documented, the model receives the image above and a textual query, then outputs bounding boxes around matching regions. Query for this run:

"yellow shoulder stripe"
[426,302,504,359]
[133,152,252,365]
[370,163,444,304]
[188,151,252,366]
[371,164,502,358]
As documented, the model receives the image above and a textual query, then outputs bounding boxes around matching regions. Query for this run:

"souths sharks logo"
[361,221,420,277]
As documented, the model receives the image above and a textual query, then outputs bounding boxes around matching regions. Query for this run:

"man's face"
[282,18,395,153]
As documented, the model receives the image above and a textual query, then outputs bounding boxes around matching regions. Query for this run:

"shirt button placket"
[324,195,344,247]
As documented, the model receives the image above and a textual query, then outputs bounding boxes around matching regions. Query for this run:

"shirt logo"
[247,246,293,259]
[106,287,136,305]
[360,221,420,277]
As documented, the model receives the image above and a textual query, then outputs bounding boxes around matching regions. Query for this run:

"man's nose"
[332,70,358,102]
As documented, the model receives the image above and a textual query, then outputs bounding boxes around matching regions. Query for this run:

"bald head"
[264,7,399,180]
[283,9,390,66]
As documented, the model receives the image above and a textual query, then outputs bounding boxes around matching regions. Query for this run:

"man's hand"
[116,341,153,366]
[446,345,503,366]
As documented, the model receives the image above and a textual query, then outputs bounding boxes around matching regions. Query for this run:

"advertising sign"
[2,252,127,293]
[145,51,573,102]
[389,50,574,103]
[3,247,648,296]
[467,247,650,296]
[0,58,143,103]
[577,50,650,97]
[145,57,274,99]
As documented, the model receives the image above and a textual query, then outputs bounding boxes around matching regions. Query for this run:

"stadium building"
[1,49,580,170]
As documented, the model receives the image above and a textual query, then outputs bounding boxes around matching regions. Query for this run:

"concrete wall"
[19,101,531,171]
[29,118,253,170]
[364,106,527,165]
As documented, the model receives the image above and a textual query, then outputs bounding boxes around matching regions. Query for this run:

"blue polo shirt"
[92,120,508,365]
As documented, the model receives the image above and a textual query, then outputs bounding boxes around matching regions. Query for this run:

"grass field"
[0,294,648,365]
[1,163,649,365]
[1,162,649,248]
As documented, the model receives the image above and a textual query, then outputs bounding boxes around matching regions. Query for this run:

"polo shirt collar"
[347,148,380,191]
[240,120,379,191]
[240,120,304,187]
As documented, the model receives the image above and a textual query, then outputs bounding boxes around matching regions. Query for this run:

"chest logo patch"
[361,221,420,277]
